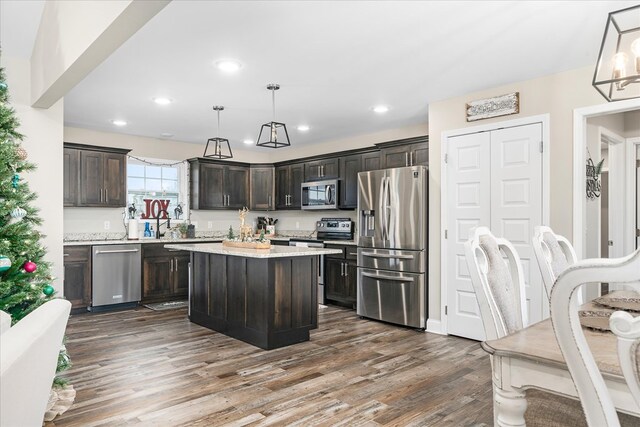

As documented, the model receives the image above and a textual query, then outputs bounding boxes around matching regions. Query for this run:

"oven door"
[301,180,338,210]
[357,267,425,328]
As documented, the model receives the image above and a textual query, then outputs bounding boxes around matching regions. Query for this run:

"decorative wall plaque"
[466,92,520,122]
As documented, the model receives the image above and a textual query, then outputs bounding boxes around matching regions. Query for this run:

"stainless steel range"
[289,218,354,304]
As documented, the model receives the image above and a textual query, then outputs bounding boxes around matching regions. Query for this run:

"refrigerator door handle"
[361,252,414,260]
[360,271,415,282]
[378,175,387,241]
[383,176,391,242]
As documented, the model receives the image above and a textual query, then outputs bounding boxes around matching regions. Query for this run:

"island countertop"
[164,242,343,258]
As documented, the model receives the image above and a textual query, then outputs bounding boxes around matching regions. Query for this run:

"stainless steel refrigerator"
[357,166,428,328]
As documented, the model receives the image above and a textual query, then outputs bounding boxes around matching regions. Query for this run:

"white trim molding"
[573,98,640,260]
[426,319,444,335]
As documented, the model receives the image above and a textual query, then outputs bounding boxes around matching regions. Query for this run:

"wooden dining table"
[481,318,640,426]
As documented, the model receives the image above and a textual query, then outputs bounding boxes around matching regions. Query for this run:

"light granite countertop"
[164,243,343,258]
[63,237,223,246]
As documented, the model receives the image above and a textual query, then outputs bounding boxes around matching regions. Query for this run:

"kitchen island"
[164,243,342,350]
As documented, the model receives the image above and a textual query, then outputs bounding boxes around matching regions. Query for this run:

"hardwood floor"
[48,305,493,426]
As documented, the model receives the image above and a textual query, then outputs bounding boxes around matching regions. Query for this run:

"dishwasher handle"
[94,248,140,254]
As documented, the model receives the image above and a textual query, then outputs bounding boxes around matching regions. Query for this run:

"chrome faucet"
[156,210,171,239]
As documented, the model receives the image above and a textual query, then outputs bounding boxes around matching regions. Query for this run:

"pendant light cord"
[272,88,276,122]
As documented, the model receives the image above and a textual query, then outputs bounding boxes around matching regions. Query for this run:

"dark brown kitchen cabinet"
[304,158,339,182]
[63,148,79,207]
[63,245,92,312]
[189,159,250,210]
[275,163,304,209]
[64,143,129,207]
[339,151,380,209]
[324,244,357,308]
[142,244,189,303]
[250,165,275,210]
[377,136,429,169]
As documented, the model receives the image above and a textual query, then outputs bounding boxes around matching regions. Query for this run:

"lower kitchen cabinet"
[142,244,189,303]
[63,246,92,312]
[324,244,357,308]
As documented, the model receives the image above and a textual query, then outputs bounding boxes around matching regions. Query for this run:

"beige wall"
[428,65,609,323]
[2,56,65,291]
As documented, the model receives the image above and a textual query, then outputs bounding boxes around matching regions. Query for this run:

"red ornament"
[23,261,37,273]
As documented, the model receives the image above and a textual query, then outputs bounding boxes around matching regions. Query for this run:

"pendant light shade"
[204,106,233,159]
[593,5,640,101]
[256,84,291,149]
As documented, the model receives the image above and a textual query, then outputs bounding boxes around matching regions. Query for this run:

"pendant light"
[203,106,233,159]
[593,5,640,101]
[256,83,291,148]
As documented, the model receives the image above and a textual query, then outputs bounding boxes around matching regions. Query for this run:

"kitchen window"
[127,158,187,219]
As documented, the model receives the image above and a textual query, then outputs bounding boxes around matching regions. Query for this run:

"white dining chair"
[550,249,640,427]
[465,227,527,341]
[532,225,583,304]
[610,310,640,410]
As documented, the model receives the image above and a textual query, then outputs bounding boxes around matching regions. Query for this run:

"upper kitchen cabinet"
[339,150,380,209]
[189,158,250,210]
[377,136,429,169]
[275,163,304,209]
[63,147,79,207]
[250,165,275,211]
[304,157,339,182]
[64,143,130,208]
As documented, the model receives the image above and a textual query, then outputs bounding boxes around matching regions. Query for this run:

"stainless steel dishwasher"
[91,244,141,309]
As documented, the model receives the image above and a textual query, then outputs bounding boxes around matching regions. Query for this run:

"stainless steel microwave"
[301,179,338,210]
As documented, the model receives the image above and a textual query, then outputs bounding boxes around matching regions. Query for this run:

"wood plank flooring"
[47,306,493,426]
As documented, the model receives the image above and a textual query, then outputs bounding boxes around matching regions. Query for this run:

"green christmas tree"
[0,64,70,385]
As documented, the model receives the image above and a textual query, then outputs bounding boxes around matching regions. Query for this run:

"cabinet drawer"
[345,247,358,260]
[324,244,345,259]
[143,244,186,258]
[63,245,91,262]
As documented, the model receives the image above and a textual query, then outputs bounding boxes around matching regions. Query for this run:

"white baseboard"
[426,319,445,335]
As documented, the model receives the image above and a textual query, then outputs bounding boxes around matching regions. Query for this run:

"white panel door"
[490,124,543,324]
[446,131,491,341]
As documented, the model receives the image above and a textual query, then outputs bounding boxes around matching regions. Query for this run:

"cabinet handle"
[174,258,178,273]
[341,262,345,276]
[99,188,103,202]
[63,253,69,257]
[405,152,409,167]
[268,195,272,207]
[170,258,174,272]
[227,195,230,206]
[411,152,415,166]
[105,187,108,203]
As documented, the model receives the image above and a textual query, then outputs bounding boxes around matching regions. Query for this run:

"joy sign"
[140,199,170,219]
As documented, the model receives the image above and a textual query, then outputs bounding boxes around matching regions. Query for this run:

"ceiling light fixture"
[153,97,172,105]
[160,133,174,138]
[256,83,291,149]
[373,105,389,114]
[297,125,310,132]
[215,59,242,73]
[593,4,640,101]
[203,106,233,159]
[111,119,127,126]
[243,139,253,145]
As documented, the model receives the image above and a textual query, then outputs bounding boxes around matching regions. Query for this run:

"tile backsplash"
[64,207,356,240]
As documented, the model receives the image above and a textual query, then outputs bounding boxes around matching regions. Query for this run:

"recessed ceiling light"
[297,125,310,132]
[111,119,127,126]
[153,97,172,105]
[372,105,389,114]
[160,133,174,138]
[243,139,254,145]
[215,59,242,73]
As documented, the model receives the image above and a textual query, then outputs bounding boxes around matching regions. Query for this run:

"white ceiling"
[0,0,44,59]
[3,1,639,151]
